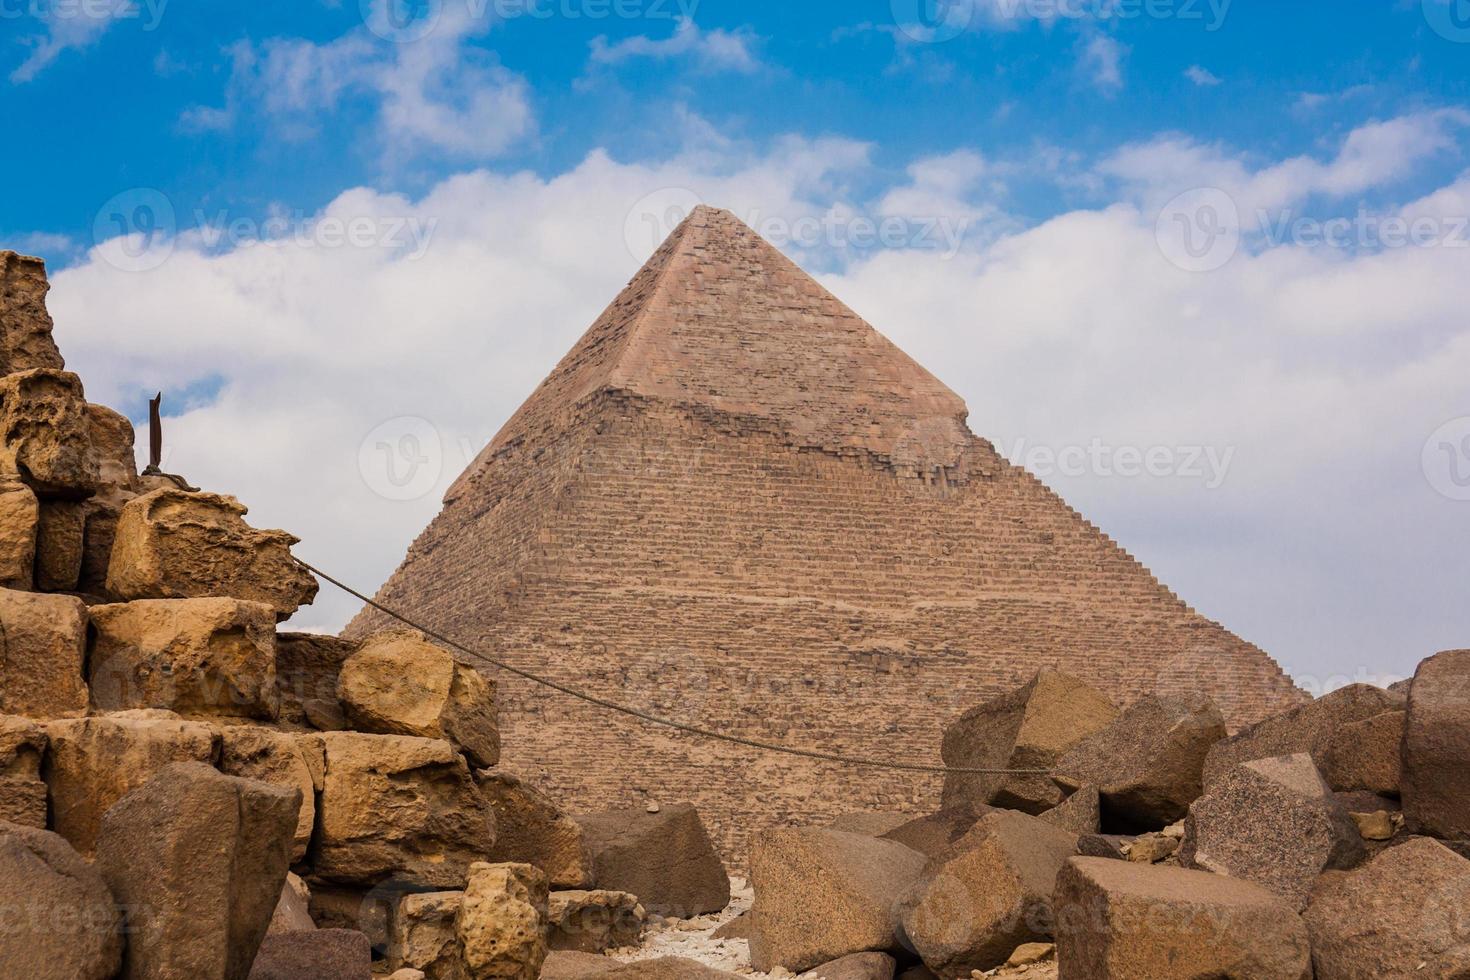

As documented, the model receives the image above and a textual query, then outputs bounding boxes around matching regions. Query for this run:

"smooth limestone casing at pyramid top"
[346,206,1305,860]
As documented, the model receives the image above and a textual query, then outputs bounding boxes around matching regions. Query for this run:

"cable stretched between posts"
[294,557,1053,777]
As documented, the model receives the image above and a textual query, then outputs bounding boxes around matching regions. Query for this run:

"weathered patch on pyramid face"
[350,206,1305,860]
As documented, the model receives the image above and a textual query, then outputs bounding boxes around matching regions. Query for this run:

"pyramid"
[347,206,1304,858]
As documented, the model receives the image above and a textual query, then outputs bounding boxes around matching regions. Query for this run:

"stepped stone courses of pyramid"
[348,206,1306,859]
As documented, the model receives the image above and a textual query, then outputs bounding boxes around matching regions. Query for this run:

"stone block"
[388,891,467,980]
[0,481,37,588]
[1318,709,1403,796]
[34,498,85,591]
[247,929,372,980]
[547,890,645,953]
[457,862,549,980]
[276,632,360,727]
[0,369,99,498]
[478,768,593,888]
[0,587,88,718]
[0,251,65,373]
[575,803,729,917]
[0,820,122,980]
[1402,649,1470,841]
[219,726,324,862]
[0,714,47,827]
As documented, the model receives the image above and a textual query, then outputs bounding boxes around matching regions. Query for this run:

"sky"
[1,0,1468,692]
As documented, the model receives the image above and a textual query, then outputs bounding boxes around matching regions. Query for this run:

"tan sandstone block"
[88,597,279,718]
[84,403,139,496]
[389,891,467,980]
[0,481,37,589]
[457,862,549,980]
[106,487,318,618]
[0,251,66,374]
[547,890,645,953]
[0,369,99,498]
[0,714,48,827]
[0,587,88,718]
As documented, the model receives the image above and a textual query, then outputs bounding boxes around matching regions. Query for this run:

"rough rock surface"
[219,727,324,862]
[34,498,84,590]
[1402,649,1470,841]
[799,952,897,979]
[942,670,1118,814]
[43,712,219,853]
[0,251,65,373]
[748,828,926,972]
[0,713,47,826]
[899,810,1078,977]
[1054,857,1311,979]
[457,862,550,980]
[827,812,912,836]
[1181,753,1363,910]
[389,891,466,980]
[0,587,88,717]
[88,597,280,718]
[0,820,123,980]
[269,872,317,934]
[276,632,359,727]
[0,369,99,498]
[879,801,995,859]
[248,929,373,980]
[1054,693,1225,831]
[575,803,729,917]
[339,630,499,768]
[312,732,493,888]
[548,890,646,953]
[0,481,37,588]
[96,762,300,980]
[1304,837,1470,978]
[1040,786,1099,835]
[106,488,318,617]
[478,768,594,887]
[1202,683,1404,788]
[1318,709,1404,796]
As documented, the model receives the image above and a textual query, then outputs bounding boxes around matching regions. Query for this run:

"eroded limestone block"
[748,828,925,973]
[547,890,645,953]
[0,481,37,588]
[457,862,549,980]
[0,714,47,827]
[312,732,494,888]
[1054,857,1310,978]
[0,820,123,980]
[340,630,499,768]
[478,768,593,888]
[88,597,279,718]
[276,632,360,727]
[35,498,85,591]
[575,803,728,918]
[0,587,88,718]
[43,712,219,853]
[941,670,1117,814]
[389,891,467,980]
[96,762,300,980]
[0,369,99,498]
[0,251,65,374]
[106,488,318,617]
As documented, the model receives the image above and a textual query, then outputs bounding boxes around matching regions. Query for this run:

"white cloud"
[181,8,532,159]
[10,0,156,82]
[45,122,1470,689]
[1185,65,1222,87]
[588,17,761,73]
[1078,34,1126,92]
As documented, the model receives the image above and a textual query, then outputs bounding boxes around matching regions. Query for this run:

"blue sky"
[2,0,1468,689]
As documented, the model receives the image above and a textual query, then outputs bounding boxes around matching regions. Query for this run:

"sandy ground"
[597,878,1059,979]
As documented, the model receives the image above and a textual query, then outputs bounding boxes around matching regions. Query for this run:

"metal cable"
[295,557,1052,777]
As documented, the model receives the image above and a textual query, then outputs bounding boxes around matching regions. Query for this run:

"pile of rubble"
[0,251,737,980]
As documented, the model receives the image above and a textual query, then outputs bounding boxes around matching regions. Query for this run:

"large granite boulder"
[1054,857,1311,978]
[1054,693,1226,830]
[219,727,325,862]
[106,488,318,618]
[0,587,88,718]
[96,762,300,980]
[0,369,99,498]
[899,810,1077,978]
[0,481,37,588]
[878,801,995,860]
[457,862,549,980]
[749,827,926,973]
[941,670,1117,814]
[0,714,47,826]
[548,889,645,953]
[248,930,373,980]
[477,769,594,888]
[276,632,360,727]
[827,812,913,837]
[312,732,493,888]
[44,711,219,853]
[87,597,279,718]
[1040,785,1100,835]
[340,630,499,768]
[574,803,728,917]
[1202,683,1404,789]
[1402,649,1470,841]
[799,952,897,980]
[1305,837,1470,978]
[1181,753,1363,910]
[0,820,123,980]
[0,251,65,373]
[388,890,466,980]
[1318,708,1404,796]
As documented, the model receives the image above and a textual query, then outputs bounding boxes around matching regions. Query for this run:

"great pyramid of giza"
[346,205,1305,857]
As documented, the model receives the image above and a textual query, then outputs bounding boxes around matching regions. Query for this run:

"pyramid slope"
[349,208,1305,859]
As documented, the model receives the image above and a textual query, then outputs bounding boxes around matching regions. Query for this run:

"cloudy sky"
[2,0,1467,690]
